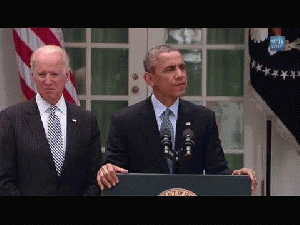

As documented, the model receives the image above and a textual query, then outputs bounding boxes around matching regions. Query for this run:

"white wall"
[245,83,300,196]
[271,133,300,196]
[244,87,267,196]
[0,28,22,111]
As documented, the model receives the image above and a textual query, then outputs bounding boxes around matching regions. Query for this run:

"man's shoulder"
[0,100,34,117]
[113,98,149,118]
[67,102,96,118]
[113,98,214,118]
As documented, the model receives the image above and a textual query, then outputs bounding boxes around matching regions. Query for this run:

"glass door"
[63,28,148,148]
[63,28,249,172]
[148,28,248,171]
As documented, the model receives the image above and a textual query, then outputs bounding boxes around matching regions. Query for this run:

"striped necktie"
[160,108,175,174]
[48,106,65,176]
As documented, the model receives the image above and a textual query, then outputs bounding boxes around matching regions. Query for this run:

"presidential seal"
[159,188,197,196]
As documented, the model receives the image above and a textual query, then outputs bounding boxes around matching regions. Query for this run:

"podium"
[102,173,251,196]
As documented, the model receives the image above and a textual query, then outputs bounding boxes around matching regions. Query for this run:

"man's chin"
[40,94,59,105]
[175,89,186,98]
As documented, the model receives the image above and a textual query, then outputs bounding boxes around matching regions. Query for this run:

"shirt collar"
[36,93,67,115]
[151,94,179,119]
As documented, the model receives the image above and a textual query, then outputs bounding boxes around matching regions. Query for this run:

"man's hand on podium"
[232,168,258,194]
[97,163,128,191]
[97,164,258,194]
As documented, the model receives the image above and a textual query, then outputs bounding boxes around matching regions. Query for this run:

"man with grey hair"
[143,45,179,73]
[0,45,103,196]
[30,45,71,73]
[97,45,257,193]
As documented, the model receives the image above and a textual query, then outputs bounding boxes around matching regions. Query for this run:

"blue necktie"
[160,108,175,174]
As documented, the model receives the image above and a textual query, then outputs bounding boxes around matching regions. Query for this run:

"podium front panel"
[102,173,251,196]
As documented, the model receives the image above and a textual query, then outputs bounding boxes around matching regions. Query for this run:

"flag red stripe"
[13,29,33,68]
[31,28,77,90]
[63,88,76,105]
[13,28,80,105]
[19,75,36,100]
[30,28,61,47]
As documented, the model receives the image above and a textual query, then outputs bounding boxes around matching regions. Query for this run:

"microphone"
[160,128,173,159]
[182,128,195,159]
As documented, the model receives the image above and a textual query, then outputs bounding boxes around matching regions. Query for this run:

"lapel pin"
[186,122,191,126]
[72,119,77,123]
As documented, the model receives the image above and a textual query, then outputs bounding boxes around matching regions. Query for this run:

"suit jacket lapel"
[138,97,194,172]
[59,102,79,177]
[174,99,194,172]
[24,98,57,172]
[138,97,170,172]
[138,97,160,136]
[139,98,193,152]
[175,99,192,151]
[24,99,48,144]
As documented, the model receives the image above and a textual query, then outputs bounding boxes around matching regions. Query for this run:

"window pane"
[207,50,244,96]
[225,153,243,170]
[91,49,128,96]
[80,100,86,109]
[92,28,128,43]
[181,50,202,96]
[62,28,86,43]
[65,48,86,95]
[91,101,128,147]
[206,101,244,150]
[207,28,244,44]
[165,28,202,45]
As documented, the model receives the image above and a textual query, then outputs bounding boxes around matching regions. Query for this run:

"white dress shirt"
[151,94,179,142]
[36,93,67,154]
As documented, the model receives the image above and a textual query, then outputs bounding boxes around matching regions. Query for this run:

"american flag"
[249,28,300,146]
[12,28,80,106]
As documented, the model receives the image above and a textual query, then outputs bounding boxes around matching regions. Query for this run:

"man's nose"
[175,67,186,79]
[44,74,53,85]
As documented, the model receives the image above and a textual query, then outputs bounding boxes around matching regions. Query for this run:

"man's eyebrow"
[165,63,186,68]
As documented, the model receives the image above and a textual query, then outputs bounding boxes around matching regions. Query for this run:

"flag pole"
[266,119,272,196]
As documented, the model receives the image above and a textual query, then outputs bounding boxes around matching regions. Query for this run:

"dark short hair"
[143,45,180,73]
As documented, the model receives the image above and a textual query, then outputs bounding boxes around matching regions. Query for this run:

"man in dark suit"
[0,45,102,196]
[97,45,257,193]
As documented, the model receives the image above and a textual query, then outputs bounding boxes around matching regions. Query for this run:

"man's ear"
[143,72,154,87]
[31,71,36,83]
[66,69,71,82]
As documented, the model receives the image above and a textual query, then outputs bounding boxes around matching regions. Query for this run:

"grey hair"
[143,45,180,73]
[30,45,71,71]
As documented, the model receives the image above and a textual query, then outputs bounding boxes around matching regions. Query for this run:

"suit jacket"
[0,98,103,196]
[105,97,231,175]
